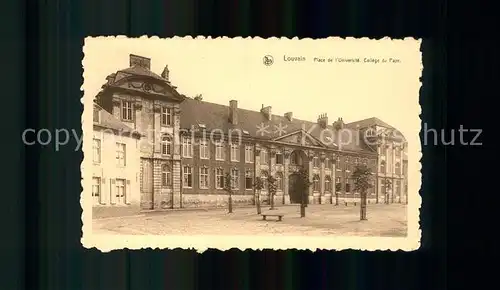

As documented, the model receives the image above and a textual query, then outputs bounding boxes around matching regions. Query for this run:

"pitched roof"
[345,117,395,129]
[179,98,373,153]
[93,103,141,138]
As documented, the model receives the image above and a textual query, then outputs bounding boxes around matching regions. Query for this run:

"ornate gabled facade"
[94,54,408,210]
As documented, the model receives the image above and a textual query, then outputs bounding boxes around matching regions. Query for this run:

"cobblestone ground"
[92,204,407,237]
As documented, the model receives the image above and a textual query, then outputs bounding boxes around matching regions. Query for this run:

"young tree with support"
[253,177,264,214]
[297,168,312,218]
[267,175,278,210]
[352,164,374,220]
[335,183,342,206]
[223,172,234,213]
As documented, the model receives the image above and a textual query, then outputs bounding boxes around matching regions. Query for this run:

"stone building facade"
[94,54,408,210]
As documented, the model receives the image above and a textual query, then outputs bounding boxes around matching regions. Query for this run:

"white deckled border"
[81,36,423,253]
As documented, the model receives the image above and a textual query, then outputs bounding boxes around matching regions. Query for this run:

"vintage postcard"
[81,36,422,252]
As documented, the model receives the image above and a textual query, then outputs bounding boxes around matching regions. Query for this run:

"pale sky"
[82,36,422,195]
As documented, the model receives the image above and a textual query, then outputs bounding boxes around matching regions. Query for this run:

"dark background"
[4,0,483,289]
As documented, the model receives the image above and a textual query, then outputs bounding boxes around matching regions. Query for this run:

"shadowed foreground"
[92,204,407,237]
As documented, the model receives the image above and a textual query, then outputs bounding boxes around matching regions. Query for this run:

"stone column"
[315,153,325,204]
[308,151,315,204]
[283,149,291,204]
[269,146,280,206]
[171,159,182,208]
[254,144,263,203]
[322,153,332,204]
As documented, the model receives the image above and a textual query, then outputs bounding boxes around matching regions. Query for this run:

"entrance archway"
[287,149,309,204]
[288,173,302,204]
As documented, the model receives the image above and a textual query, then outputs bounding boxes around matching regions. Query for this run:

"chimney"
[284,112,293,121]
[317,113,328,128]
[161,65,170,82]
[261,105,272,121]
[332,117,345,148]
[129,54,151,70]
[229,100,238,125]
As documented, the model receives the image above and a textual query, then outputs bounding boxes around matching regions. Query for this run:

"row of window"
[381,179,402,194]
[92,177,128,205]
[379,160,402,175]
[120,100,174,126]
[93,139,126,166]
[160,164,367,194]
[380,147,403,158]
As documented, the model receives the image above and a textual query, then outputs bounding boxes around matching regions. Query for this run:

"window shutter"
[100,177,106,204]
[110,179,116,204]
[98,178,104,204]
[125,180,131,204]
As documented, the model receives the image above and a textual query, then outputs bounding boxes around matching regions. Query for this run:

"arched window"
[380,160,386,174]
[161,135,172,155]
[325,175,332,192]
[161,163,171,187]
[313,174,320,192]
[395,162,401,175]
[276,172,283,191]
[290,150,301,165]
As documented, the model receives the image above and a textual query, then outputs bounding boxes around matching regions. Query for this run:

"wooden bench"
[262,214,284,221]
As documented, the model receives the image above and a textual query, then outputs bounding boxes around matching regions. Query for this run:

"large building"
[92,54,408,210]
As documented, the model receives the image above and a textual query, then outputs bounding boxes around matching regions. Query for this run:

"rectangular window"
[115,178,126,203]
[336,157,341,170]
[161,107,173,126]
[245,170,253,190]
[183,166,192,188]
[92,177,101,205]
[335,177,341,192]
[313,177,320,192]
[215,141,225,160]
[93,108,100,123]
[313,157,320,168]
[324,159,330,169]
[260,150,268,164]
[93,139,101,163]
[182,137,193,158]
[216,168,224,189]
[199,138,209,159]
[345,179,351,193]
[231,169,239,189]
[121,101,133,121]
[161,164,171,187]
[199,167,209,189]
[161,136,172,155]
[116,143,126,166]
[276,174,283,191]
[275,153,283,165]
[230,143,240,162]
[245,145,254,163]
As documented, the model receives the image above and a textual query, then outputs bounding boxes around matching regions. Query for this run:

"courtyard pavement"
[92,204,407,237]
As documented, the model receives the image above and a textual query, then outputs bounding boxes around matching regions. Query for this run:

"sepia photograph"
[81,36,422,252]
